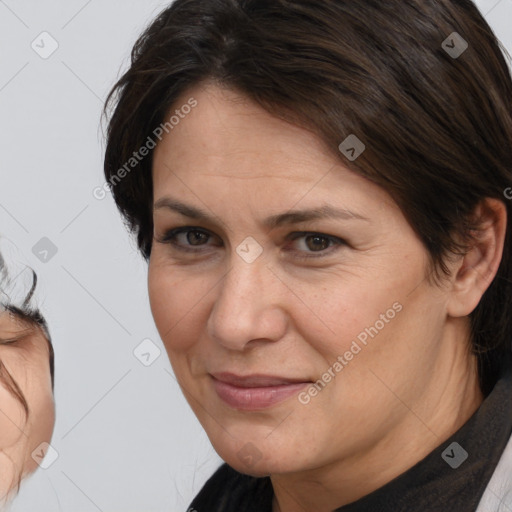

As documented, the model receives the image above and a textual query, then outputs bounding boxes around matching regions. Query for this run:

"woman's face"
[149,82,457,476]
[0,312,55,493]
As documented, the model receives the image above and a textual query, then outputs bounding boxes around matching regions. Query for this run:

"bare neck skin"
[271,318,483,512]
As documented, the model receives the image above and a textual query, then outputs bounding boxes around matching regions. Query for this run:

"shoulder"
[476,431,512,511]
[187,463,273,512]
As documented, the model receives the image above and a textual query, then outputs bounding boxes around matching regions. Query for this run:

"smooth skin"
[148,81,506,512]
[0,312,55,499]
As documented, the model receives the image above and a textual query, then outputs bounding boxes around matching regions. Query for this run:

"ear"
[447,198,507,317]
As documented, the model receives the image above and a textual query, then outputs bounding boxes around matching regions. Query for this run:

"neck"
[271,323,484,512]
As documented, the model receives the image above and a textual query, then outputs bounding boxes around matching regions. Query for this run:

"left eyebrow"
[263,205,370,229]
[153,197,370,229]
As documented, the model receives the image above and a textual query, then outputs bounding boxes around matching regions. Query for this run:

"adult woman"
[0,240,55,507]
[104,0,512,510]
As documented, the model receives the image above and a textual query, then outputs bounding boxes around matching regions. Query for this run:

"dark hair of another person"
[103,0,512,396]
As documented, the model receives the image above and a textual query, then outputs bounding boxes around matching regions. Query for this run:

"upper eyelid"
[159,227,220,242]
[159,227,344,249]
[0,337,22,345]
[159,226,340,239]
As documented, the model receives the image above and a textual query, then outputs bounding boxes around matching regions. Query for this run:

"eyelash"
[0,338,18,345]
[156,227,345,259]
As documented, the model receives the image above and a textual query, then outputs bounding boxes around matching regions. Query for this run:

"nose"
[206,254,288,351]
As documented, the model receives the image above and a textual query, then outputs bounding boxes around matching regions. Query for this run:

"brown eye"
[304,235,331,252]
[187,230,210,246]
[157,227,221,253]
[286,232,346,260]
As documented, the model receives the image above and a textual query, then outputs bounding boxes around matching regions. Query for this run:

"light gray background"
[0,1,511,510]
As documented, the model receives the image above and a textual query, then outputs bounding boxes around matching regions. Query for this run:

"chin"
[211,434,307,477]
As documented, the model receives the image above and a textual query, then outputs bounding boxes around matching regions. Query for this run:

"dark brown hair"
[104,0,512,395]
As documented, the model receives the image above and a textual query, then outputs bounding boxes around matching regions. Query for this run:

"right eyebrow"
[153,197,370,230]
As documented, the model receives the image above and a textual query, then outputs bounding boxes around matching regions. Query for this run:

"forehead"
[153,82,339,182]
[151,83,403,227]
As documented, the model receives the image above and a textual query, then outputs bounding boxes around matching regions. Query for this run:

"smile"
[210,373,310,410]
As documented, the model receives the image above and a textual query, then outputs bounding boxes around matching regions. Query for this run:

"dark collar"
[189,356,512,512]
[335,355,512,511]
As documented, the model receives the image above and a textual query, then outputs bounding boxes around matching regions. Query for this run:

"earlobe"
[447,198,507,318]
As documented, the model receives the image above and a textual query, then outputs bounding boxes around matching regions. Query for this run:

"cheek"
[4,348,55,430]
[291,278,403,360]
[17,355,55,474]
[0,351,31,449]
[23,389,55,475]
[148,261,212,353]
[0,384,26,449]
[26,367,55,434]
[0,359,54,480]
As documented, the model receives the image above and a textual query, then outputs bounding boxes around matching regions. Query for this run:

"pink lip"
[210,373,310,410]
